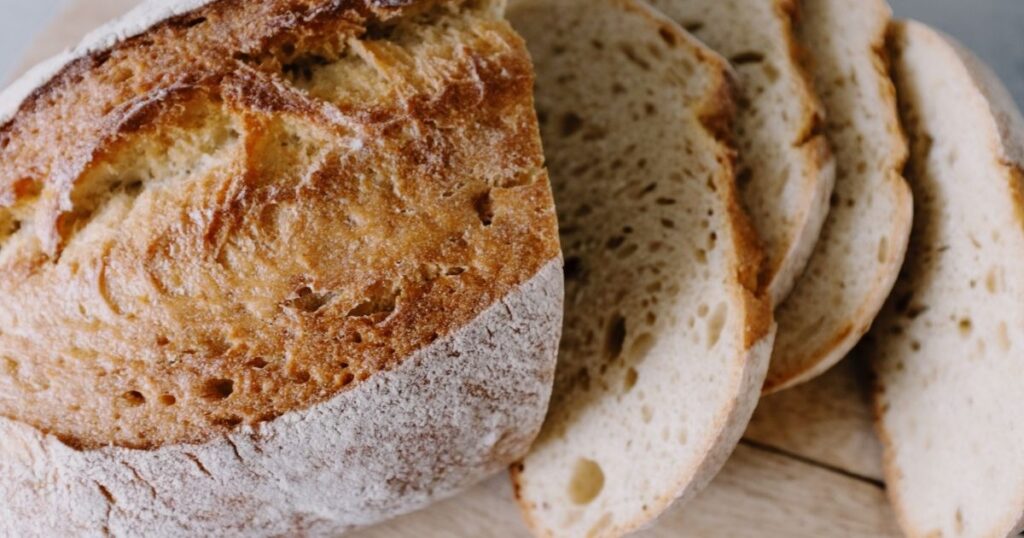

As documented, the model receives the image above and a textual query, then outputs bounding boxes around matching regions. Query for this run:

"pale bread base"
[0,258,562,537]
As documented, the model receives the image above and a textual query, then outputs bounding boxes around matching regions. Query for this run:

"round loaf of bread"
[0,0,563,535]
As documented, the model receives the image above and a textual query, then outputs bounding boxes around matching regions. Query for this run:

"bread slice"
[646,0,835,306]
[0,0,563,534]
[872,20,1024,538]
[763,0,912,393]
[507,1,775,536]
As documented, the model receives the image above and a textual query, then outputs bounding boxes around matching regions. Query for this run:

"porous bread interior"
[766,0,910,393]
[0,0,559,449]
[873,20,1024,538]
[646,0,833,304]
[508,0,770,536]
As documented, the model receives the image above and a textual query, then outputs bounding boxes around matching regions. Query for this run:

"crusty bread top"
[0,0,560,449]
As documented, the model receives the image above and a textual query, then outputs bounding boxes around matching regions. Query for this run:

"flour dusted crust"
[0,0,563,533]
[0,259,563,536]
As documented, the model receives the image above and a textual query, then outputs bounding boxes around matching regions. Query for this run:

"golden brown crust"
[0,0,559,449]
[776,0,826,153]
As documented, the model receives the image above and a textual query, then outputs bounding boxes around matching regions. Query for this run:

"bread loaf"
[507,0,775,535]
[646,0,835,306]
[0,0,563,535]
[873,20,1024,538]
[765,0,911,393]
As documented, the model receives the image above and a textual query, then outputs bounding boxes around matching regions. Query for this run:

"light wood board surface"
[15,2,900,536]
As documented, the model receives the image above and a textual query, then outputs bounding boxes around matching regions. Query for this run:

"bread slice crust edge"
[646,0,837,307]
[764,0,912,394]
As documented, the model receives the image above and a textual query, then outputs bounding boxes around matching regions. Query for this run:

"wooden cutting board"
[15,2,901,536]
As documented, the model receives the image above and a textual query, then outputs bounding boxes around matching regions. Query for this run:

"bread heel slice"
[872,19,1024,538]
[508,0,775,536]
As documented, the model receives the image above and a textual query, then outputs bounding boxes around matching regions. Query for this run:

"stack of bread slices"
[1,0,1022,536]
[510,0,1024,536]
